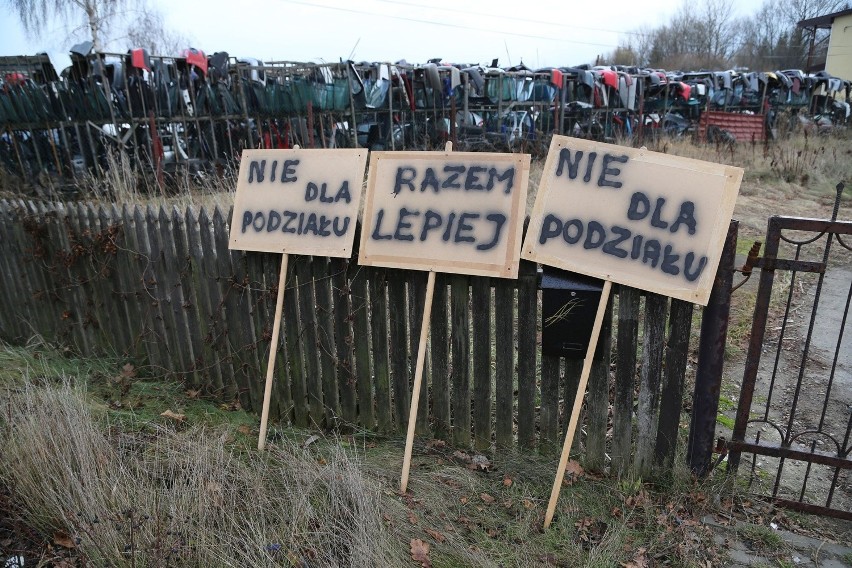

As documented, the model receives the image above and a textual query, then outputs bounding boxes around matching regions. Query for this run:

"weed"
[736,523,785,551]
[717,414,736,429]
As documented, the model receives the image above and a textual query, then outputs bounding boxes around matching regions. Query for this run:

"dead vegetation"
[0,373,405,567]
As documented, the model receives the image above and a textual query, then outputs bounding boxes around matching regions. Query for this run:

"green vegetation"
[736,523,785,551]
[716,413,736,430]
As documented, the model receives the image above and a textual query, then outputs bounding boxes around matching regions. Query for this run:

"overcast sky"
[1,0,765,71]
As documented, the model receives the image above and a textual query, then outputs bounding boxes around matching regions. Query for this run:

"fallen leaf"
[425,528,446,543]
[237,424,251,435]
[460,496,468,505]
[480,493,495,504]
[523,499,536,510]
[452,450,471,463]
[185,389,201,399]
[437,476,462,489]
[426,439,447,449]
[53,531,75,549]
[503,476,513,487]
[621,546,649,568]
[563,460,584,484]
[383,514,392,523]
[407,511,418,525]
[120,363,137,379]
[302,434,320,448]
[160,409,186,422]
[487,528,498,537]
[410,538,431,567]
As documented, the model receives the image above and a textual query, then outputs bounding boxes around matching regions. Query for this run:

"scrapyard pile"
[1,44,850,190]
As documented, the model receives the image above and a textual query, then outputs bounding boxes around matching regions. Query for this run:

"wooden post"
[258,253,289,451]
[400,140,453,491]
[544,280,612,528]
[400,269,436,492]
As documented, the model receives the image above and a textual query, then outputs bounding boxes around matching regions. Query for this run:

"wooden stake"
[258,252,289,451]
[543,279,612,528]
[400,269,436,492]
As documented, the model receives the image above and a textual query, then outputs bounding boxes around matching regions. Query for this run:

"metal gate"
[727,184,851,520]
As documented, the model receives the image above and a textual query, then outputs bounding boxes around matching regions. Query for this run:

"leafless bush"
[0,379,404,566]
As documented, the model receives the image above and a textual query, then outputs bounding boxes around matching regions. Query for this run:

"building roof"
[798,7,852,30]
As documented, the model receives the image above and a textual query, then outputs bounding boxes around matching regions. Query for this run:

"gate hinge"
[732,242,761,293]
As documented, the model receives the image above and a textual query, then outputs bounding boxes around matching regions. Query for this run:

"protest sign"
[360,147,530,491]
[229,148,368,450]
[359,150,529,278]
[523,136,741,305]
[522,136,742,527]
[230,148,368,257]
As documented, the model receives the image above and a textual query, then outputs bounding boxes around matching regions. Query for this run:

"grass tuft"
[0,376,406,567]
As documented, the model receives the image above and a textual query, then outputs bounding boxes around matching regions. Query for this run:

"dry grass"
[0,377,406,567]
[0,344,729,568]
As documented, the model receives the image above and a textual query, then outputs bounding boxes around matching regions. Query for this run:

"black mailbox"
[540,266,605,360]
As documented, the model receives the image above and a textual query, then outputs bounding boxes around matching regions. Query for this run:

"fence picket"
[350,263,374,429]
[97,205,133,355]
[159,206,198,382]
[295,255,324,426]
[430,274,450,439]
[472,276,491,450]
[215,208,256,410]
[25,202,57,342]
[635,293,669,476]
[60,202,94,353]
[171,207,204,389]
[333,258,358,428]
[186,207,225,396]
[283,258,307,426]
[494,279,514,449]
[450,273,470,447]
[258,252,289,421]
[199,208,237,400]
[585,299,614,471]
[517,259,537,449]
[0,201,28,341]
[540,355,560,452]
[388,272,409,431]
[369,267,392,432]
[563,360,583,455]
[408,270,431,435]
[314,256,340,426]
[613,286,640,476]
[654,299,695,471]
[81,203,116,353]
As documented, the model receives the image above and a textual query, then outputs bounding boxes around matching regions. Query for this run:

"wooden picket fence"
[0,198,700,476]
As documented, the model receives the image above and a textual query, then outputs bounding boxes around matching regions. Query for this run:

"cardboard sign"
[229,148,368,256]
[523,136,742,305]
[359,151,530,278]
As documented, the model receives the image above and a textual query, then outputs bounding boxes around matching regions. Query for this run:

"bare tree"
[121,5,190,56]
[5,0,137,52]
[618,0,742,70]
[734,0,847,69]
[602,25,656,67]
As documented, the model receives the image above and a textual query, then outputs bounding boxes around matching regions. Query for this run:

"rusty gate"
[727,184,851,520]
